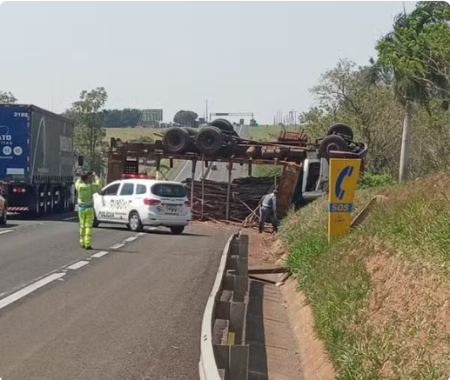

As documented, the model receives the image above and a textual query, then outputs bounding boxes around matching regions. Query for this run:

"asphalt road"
[173,125,249,183]
[0,213,233,379]
[207,125,249,182]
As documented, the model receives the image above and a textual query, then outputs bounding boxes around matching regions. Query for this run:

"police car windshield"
[151,184,186,198]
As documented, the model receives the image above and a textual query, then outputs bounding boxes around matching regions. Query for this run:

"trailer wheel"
[319,135,349,159]
[327,123,354,141]
[162,127,192,154]
[196,126,224,156]
[183,127,198,136]
[210,118,234,131]
[210,119,237,135]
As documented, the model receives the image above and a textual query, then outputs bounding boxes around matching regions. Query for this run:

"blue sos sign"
[328,203,353,213]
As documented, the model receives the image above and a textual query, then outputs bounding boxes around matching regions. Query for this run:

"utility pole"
[206,100,208,122]
[399,99,412,181]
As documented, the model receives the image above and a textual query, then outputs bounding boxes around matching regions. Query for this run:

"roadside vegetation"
[279,2,450,379]
[281,172,450,379]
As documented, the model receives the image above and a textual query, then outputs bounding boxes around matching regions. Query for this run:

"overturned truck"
[106,119,367,219]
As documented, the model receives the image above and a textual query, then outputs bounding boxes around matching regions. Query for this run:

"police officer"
[75,170,101,249]
[259,189,280,234]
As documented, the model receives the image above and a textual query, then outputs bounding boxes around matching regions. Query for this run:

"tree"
[302,59,403,175]
[65,87,108,174]
[103,108,142,127]
[173,110,198,127]
[0,91,17,104]
[373,1,450,181]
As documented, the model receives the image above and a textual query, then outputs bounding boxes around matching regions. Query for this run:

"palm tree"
[372,2,450,181]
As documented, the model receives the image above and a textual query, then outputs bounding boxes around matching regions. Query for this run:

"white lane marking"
[67,261,89,270]
[63,216,78,221]
[0,230,13,235]
[137,232,147,236]
[0,272,65,310]
[110,243,125,250]
[124,236,137,243]
[173,160,190,181]
[91,251,109,259]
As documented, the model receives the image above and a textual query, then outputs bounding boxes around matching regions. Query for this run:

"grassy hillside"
[104,127,167,142]
[246,125,299,177]
[248,124,300,141]
[104,127,184,179]
[281,173,450,380]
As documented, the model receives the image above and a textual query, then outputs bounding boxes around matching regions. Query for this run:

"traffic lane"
[206,125,247,183]
[0,224,235,380]
[0,219,139,298]
[1,210,79,232]
[173,159,203,183]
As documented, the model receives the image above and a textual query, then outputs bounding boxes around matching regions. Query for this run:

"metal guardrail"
[199,233,249,380]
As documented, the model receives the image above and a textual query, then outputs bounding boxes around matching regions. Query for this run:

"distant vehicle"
[0,104,78,217]
[0,194,7,225]
[93,176,191,234]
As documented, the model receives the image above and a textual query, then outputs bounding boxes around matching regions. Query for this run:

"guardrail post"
[199,234,250,380]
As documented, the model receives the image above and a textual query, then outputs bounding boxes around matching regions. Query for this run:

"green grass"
[248,124,300,141]
[247,125,299,177]
[104,127,167,143]
[281,173,450,380]
[104,127,186,180]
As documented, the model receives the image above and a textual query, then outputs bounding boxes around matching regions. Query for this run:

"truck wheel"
[162,127,192,154]
[327,123,354,141]
[196,126,224,156]
[0,207,7,225]
[170,226,184,235]
[33,196,41,219]
[210,118,235,134]
[128,211,143,232]
[183,127,198,136]
[319,135,349,159]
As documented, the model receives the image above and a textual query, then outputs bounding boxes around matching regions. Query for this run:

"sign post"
[328,159,361,242]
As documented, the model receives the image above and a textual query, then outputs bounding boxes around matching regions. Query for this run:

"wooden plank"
[248,264,286,274]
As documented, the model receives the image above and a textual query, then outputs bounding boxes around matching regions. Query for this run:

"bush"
[357,172,395,190]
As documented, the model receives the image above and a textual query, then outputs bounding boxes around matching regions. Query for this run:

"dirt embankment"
[248,172,450,380]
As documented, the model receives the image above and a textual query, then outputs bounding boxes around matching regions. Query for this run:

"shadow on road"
[0,223,19,229]
[145,229,209,237]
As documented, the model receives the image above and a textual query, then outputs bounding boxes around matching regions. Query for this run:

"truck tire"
[327,123,354,141]
[0,207,7,225]
[210,119,238,136]
[183,127,198,136]
[319,135,349,159]
[196,126,224,156]
[170,226,184,235]
[162,127,192,154]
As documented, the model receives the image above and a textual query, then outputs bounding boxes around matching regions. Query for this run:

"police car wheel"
[170,226,184,235]
[93,213,100,228]
[128,211,143,232]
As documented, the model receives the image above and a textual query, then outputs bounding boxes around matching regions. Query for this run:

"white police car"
[93,175,191,234]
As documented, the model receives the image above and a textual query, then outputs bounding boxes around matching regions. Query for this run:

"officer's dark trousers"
[259,207,279,233]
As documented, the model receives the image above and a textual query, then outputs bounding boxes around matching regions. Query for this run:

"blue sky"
[0,1,417,124]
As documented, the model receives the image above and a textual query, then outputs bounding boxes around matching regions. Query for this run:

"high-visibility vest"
[75,177,101,206]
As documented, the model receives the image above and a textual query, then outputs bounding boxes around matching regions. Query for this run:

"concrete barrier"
[199,233,249,380]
